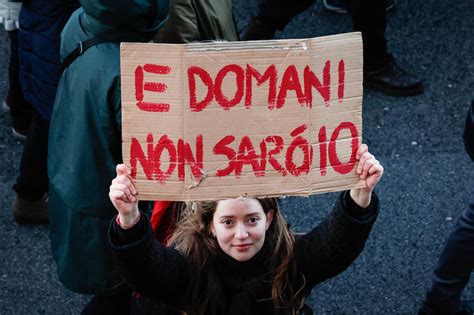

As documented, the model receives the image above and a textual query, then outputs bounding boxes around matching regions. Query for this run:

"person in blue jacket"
[12,0,79,224]
[0,0,32,141]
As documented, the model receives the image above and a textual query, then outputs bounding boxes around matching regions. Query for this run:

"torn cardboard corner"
[120,32,365,201]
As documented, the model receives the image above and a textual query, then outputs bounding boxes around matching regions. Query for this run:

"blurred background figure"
[155,0,238,43]
[0,0,32,141]
[419,100,474,315]
[240,0,423,97]
[11,0,79,225]
[322,0,395,14]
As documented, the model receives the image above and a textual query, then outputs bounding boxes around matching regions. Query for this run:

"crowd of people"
[0,0,472,314]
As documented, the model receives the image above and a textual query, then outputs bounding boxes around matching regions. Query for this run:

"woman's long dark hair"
[167,198,306,314]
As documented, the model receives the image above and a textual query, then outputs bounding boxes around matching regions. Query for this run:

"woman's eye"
[223,220,233,225]
[248,217,259,224]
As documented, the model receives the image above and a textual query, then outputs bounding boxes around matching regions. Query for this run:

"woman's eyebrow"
[219,212,261,219]
[219,215,235,219]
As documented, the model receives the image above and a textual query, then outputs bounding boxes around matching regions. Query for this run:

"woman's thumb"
[116,164,130,176]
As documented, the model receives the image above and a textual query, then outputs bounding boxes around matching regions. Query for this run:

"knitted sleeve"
[294,191,379,290]
[109,213,190,307]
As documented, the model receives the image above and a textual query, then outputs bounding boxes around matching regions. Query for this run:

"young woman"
[108,143,383,314]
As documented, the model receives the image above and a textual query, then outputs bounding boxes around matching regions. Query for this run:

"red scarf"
[150,201,175,244]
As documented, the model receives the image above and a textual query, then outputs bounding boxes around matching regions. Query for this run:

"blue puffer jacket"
[18,0,78,120]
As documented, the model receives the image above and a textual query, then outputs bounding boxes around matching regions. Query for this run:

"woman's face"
[211,198,273,262]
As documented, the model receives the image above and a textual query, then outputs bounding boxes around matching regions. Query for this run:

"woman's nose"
[235,223,249,239]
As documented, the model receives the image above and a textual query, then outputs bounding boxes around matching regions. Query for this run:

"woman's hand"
[350,144,384,208]
[109,164,140,227]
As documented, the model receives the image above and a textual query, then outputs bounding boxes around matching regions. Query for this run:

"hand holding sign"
[109,164,139,227]
[350,144,384,208]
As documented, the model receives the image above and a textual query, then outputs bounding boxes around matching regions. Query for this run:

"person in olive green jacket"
[47,0,169,312]
[155,0,238,43]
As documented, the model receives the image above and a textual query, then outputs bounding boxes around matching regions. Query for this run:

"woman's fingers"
[110,172,138,204]
[356,143,368,160]
[109,188,127,204]
[366,162,384,189]
[110,164,140,215]
[361,159,373,179]
[354,144,384,192]
[116,164,130,177]
[357,152,374,175]
[113,174,137,195]
[112,182,136,202]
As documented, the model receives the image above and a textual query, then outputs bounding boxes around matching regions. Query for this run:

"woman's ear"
[210,222,216,237]
[266,210,274,230]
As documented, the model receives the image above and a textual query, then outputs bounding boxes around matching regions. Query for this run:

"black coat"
[109,192,379,314]
[463,100,474,161]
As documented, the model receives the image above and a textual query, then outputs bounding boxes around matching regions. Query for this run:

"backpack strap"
[62,37,109,70]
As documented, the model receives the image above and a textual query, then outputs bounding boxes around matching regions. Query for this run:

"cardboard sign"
[121,32,365,201]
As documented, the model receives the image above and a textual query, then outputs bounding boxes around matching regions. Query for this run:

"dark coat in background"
[18,0,78,120]
[48,0,169,294]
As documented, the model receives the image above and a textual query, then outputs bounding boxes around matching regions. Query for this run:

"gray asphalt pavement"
[1,0,473,313]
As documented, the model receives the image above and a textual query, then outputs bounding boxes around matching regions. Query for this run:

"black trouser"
[14,109,49,201]
[421,188,474,314]
[7,30,32,124]
[256,0,389,70]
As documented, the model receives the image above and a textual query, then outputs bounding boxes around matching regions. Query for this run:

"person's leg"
[421,192,474,314]
[348,0,388,70]
[5,30,32,140]
[13,109,49,224]
[257,0,315,31]
[240,0,315,40]
[348,0,423,96]
[323,0,396,15]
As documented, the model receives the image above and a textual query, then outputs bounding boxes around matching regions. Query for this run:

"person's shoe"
[418,304,473,315]
[364,55,423,96]
[12,119,29,142]
[323,0,396,14]
[11,115,29,142]
[323,0,350,14]
[2,100,10,113]
[239,17,277,41]
[4,96,31,141]
[13,193,49,225]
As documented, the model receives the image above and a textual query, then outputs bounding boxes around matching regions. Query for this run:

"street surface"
[0,0,473,313]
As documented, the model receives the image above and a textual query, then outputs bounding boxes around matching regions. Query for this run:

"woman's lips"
[233,243,252,251]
